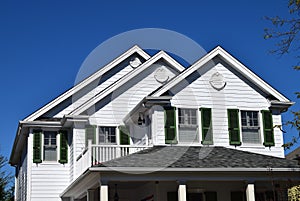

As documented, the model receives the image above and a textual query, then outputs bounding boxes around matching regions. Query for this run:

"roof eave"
[89,167,300,172]
[152,46,291,103]
[70,51,184,115]
[23,45,150,122]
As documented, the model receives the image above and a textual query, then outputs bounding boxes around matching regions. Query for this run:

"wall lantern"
[138,112,145,125]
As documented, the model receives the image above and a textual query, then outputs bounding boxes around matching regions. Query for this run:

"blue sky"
[1,1,299,174]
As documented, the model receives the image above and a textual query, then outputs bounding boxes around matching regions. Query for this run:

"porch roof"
[97,146,300,169]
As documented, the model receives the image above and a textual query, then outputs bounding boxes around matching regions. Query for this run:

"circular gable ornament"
[209,72,226,90]
[129,57,142,68]
[154,67,169,83]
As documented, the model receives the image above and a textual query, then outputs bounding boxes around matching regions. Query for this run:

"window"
[241,111,261,144]
[33,130,68,164]
[99,126,116,144]
[179,108,197,125]
[178,108,198,143]
[43,131,57,161]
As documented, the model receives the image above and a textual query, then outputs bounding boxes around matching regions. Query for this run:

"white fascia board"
[69,51,185,115]
[153,46,291,103]
[24,45,150,122]
[216,46,290,102]
[152,47,220,97]
[19,120,62,127]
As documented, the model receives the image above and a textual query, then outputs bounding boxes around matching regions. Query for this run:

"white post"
[100,184,108,201]
[246,183,255,201]
[88,140,92,166]
[178,184,187,201]
[87,189,95,201]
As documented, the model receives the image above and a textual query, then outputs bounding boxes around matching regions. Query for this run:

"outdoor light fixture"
[138,112,145,125]
[114,184,119,201]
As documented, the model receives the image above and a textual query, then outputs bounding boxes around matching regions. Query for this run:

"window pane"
[44,131,57,161]
[241,111,261,144]
[178,108,198,143]
[99,127,116,144]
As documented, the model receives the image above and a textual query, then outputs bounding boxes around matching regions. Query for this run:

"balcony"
[75,141,151,177]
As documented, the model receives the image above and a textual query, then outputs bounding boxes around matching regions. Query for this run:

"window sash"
[43,131,57,161]
[178,108,197,125]
[241,111,261,144]
[178,108,198,143]
[99,126,116,144]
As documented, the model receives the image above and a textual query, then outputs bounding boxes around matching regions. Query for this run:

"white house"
[10,45,300,201]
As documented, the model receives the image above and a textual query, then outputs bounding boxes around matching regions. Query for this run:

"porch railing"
[75,141,151,177]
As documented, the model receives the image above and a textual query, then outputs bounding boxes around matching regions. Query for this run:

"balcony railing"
[75,141,151,177]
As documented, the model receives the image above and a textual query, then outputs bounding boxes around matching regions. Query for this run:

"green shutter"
[205,191,217,201]
[227,109,241,145]
[164,107,177,144]
[59,130,68,164]
[201,108,213,145]
[262,110,275,146]
[85,125,96,147]
[33,130,42,163]
[119,126,130,145]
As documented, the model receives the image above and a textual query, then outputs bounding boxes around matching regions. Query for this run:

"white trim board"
[69,50,185,115]
[24,45,151,122]
[152,46,291,103]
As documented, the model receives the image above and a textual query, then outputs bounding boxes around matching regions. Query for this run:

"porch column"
[87,189,96,201]
[178,183,187,201]
[246,183,255,201]
[100,183,108,201]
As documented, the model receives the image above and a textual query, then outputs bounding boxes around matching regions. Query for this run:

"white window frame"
[240,110,263,145]
[41,130,60,163]
[177,108,200,144]
[98,126,117,145]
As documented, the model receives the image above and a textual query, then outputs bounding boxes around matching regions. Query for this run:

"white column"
[87,189,95,201]
[246,183,255,201]
[100,184,108,201]
[178,184,187,201]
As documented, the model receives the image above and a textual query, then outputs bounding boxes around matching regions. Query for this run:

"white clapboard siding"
[169,63,284,157]
[89,63,178,125]
[73,126,86,178]
[28,134,70,201]
[151,106,165,145]
[30,164,70,201]
[16,142,28,201]
[54,64,134,118]
[69,132,74,183]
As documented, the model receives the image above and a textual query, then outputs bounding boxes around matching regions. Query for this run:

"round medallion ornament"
[209,72,226,90]
[154,67,169,83]
[129,57,142,68]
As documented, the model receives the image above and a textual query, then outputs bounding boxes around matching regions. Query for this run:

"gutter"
[270,100,295,113]
[89,167,300,173]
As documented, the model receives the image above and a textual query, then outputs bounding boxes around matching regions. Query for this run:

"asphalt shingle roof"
[98,146,300,169]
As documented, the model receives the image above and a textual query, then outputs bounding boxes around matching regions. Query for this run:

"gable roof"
[69,50,185,115]
[152,46,292,104]
[98,146,300,169]
[23,45,151,121]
